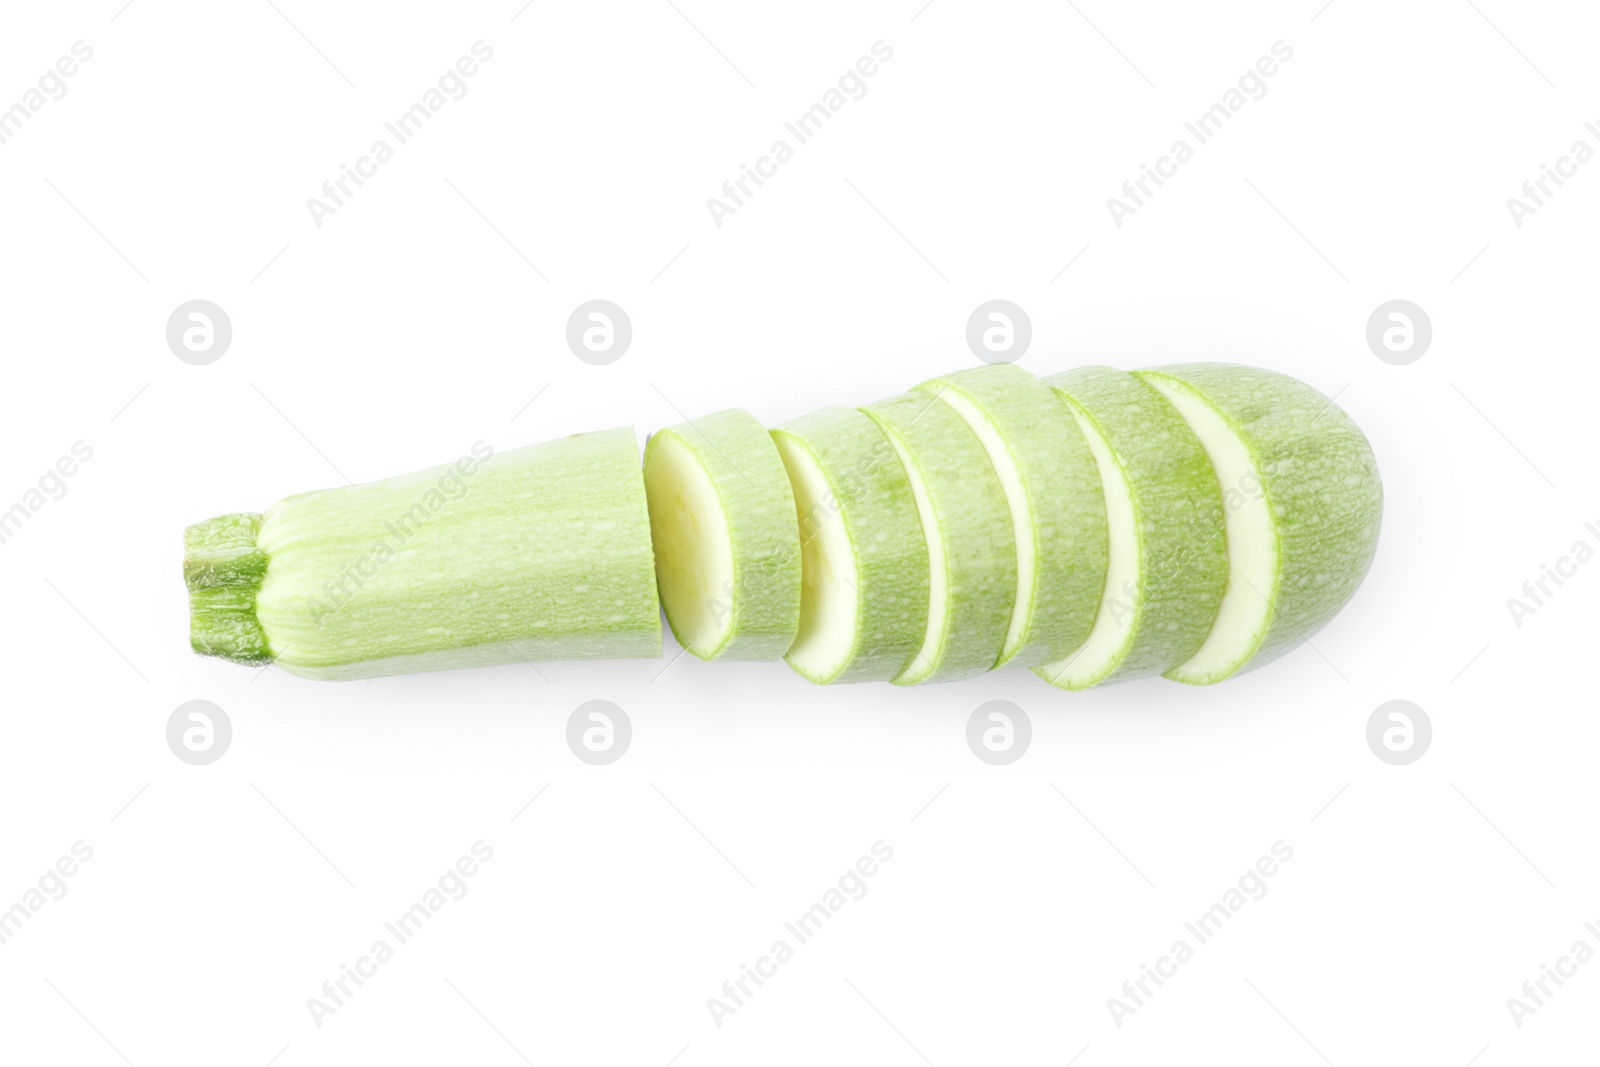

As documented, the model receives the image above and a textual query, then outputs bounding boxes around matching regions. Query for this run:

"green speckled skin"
[1038,366,1228,687]
[862,391,1016,684]
[915,364,1107,668]
[771,406,930,683]
[187,428,662,680]
[646,408,801,661]
[1137,364,1383,673]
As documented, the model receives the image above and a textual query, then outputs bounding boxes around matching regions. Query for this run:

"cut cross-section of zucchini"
[644,408,802,661]
[1136,364,1383,683]
[916,364,1107,669]
[1034,367,1227,690]
[771,407,929,684]
[862,391,1016,685]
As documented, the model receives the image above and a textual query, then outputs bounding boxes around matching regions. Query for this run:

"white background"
[0,1,1595,1064]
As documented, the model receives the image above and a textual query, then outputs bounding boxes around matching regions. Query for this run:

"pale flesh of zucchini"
[1136,373,1277,683]
[1036,404,1141,688]
[916,365,1107,668]
[1033,367,1227,689]
[772,433,857,680]
[771,407,929,684]
[1136,365,1383,681]
[862,392,1015,685]
[644,409,800,661]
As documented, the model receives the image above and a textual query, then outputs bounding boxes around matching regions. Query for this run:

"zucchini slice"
[770,407,929,684]
[861,391,1016,685]
[1034,367,1227,689]
[644,408,801,660]
[916,364,1107,668]
[1136,364,1383,683]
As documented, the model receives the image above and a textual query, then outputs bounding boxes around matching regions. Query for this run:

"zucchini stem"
[184,512,272,664]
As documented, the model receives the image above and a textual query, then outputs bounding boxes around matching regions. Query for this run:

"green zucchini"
[770,407,929,684]
[185,428,661,679]
[644,408,801,660]
[861,391,1016,684]
[1136,364,1383,682]
[1034,367,1228,689]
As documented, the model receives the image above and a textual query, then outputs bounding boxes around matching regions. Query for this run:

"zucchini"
[185,428,661,679]
[1034,367,1228,689]
[644,408,801,660]
[861,391,1016,684]
[770,407,929,684]
[915,364,1107,668]
[183,360,1383,692]
[1136,364,1383,682]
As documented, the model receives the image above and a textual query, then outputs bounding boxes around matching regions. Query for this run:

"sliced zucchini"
[771,407,929,684]
[861,391,1016,684]
[644,408,801,660]
[1136,364,1383,682]
[916,364,1107,668]
[1034,367,1227,689]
